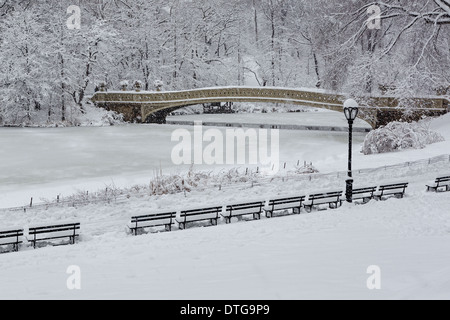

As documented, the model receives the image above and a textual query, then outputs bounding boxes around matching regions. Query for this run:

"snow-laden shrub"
[149,168,261,195]
[72,104,124,126]
[362,119,444,155]
[293,162,319,174]
[39,165,317,208]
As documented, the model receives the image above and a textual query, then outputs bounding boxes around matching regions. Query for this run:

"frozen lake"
[168,111,372,129]
[0,114,367,208]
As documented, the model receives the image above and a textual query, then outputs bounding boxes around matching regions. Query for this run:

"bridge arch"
[91,86,448,129]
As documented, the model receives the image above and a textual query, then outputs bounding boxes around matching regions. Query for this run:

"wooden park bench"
[426,176,450,192]
[264,196,305,218]
[374,183,408,200]
[222,201,264,224]
[352,187,377,203]
[0,229,24,252]
[304,191,343,213]
[177,206,222,230]
[129,212,176,235]
[28,223,80,249]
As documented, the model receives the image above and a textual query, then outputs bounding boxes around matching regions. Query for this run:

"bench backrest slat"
[29,223,80,235]
[227,202,264,211]
[269,196,305,205]
[0,230,24,238]
[309,192,342,200]
[131,212,176,222]
[379,183,408,191]
[181,207,221,216]
[0,234,23,240]
[30,227,80,235]
[436,177,450,183]
[353,187,376,194]
[179,207,221,224]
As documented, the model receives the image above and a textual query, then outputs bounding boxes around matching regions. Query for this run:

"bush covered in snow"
[72,104,124,127]
[39,165,318,208]
[362,119,444,155]
[293,162,319,174]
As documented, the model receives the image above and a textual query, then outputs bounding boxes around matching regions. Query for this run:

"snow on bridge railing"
[104,86,340,95]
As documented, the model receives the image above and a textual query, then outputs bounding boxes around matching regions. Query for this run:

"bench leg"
[363,197,371,204]
[293,207,301,215]
[179,223,185,230]
[211,219,218,226]
[265,211,273,218]
[165,224,172,232]
[304,205,312,213]
[253,213,261,220]
[72,226,76,245]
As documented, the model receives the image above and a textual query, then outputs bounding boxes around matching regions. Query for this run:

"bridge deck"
[90,86,448,129]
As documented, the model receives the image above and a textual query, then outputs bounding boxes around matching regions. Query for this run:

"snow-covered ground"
[0,113,449,299]
[0,178,449,299]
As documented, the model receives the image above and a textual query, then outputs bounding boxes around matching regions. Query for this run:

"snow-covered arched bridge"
[90,86,448,129]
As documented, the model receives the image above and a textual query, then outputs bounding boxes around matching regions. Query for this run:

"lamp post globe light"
[343,99,359,203]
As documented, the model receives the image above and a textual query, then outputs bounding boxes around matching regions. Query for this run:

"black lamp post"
[343,99,359,203]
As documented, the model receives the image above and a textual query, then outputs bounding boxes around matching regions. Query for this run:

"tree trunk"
[59,52,66,122]
[271,9,276,86]
[253,0,258,46]
[313,51,320,85]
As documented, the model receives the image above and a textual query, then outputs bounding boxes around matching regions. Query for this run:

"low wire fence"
[1,154,449,213]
